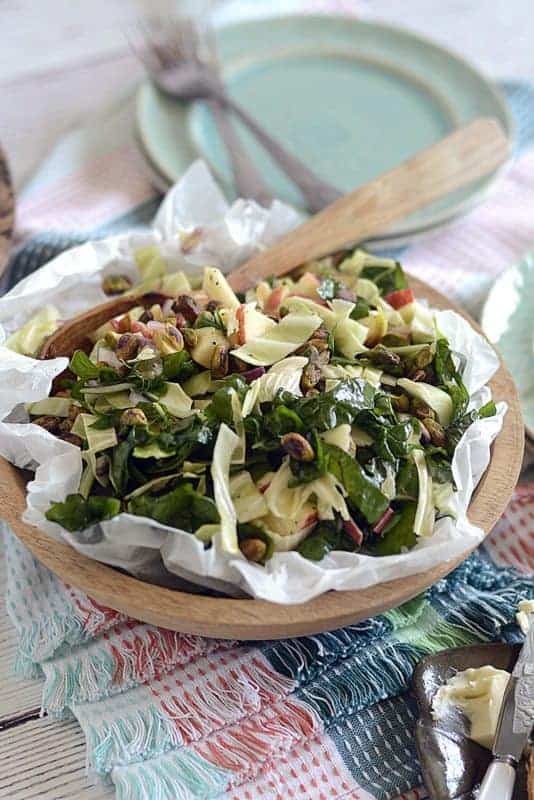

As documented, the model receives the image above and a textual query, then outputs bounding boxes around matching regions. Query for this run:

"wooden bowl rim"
[0,276,524,639]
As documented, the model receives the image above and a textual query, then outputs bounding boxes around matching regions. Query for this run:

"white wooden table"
[0,2,532,798]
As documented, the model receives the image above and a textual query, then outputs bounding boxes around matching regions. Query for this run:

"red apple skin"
[236,304,247,346]
[264,286,288,317]
[384,288,414,309]
[131,320,153,337]
[301,512,319,532]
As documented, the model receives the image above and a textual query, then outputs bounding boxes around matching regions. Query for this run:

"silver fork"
[134,15,274,207]
[134,14,343,213]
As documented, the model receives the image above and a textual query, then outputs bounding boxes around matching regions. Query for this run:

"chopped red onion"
[162,298,174,316]
[137,336,157,351]
[147,320,166,332]
[242,367,266,383]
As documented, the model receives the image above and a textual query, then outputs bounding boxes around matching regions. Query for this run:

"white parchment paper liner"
[0,162,505,603]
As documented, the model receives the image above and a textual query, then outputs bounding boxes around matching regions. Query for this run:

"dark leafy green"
[141,417,214,474]
[290,378,376,431]
[369,501,417,555]
[110,433,135,494]
[425,447,454,484]
[194,309,226,332]
[298,521,354,561]
[434,339,469,422]
[371,418,413,461]
[128,482,219,531]
[162,351,197,381]
[479,400,497,418]
[360,262,407,296]
[350,297,371,320]
[69,350,120,384]
[204,376,248,426]
[445,399,497,456]
[395,460,419,501]
[322,443,389,524]
[89,412,123,430]
[46,494,120,532]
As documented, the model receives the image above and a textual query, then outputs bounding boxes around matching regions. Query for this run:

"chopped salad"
[17,248,496,564]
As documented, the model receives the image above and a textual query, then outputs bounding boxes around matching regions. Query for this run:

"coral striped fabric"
[2,72,534,798]
[4,528,532,799]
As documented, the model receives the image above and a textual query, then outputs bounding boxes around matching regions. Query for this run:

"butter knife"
[478,622,534,800]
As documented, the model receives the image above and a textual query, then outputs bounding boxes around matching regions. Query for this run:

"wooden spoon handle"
[228,118,509,292]
[39,292,170,358]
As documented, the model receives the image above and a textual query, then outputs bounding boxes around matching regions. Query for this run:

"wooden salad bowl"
[0,276,524,640]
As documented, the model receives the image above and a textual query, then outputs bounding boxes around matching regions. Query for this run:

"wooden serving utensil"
[39,117,508,359]
[228,117,509,292]
[40,292,170,358]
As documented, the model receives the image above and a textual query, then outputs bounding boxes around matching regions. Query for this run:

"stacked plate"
[481,254,534,445]
[135,14,512,248]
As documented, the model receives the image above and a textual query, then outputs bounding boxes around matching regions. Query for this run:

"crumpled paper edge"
[0,162,506,603]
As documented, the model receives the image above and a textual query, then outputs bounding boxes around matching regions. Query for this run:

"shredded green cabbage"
[263,460,349,531]
[160,271,191,295]
[133,443,174,459]
[232,312,322,366]
[413,449,435,538]
[241,356,307,416]
[433,481,458,519]
[320,424,353,453]
[285,296,367,358]
[5,306,60,357]
[202,267,240,310]
[211,424,241,554]
[397,378,453,426]
[27,398,72,418]
[183,371,213,397]
[158,382,193,419]
[230,471,268,523]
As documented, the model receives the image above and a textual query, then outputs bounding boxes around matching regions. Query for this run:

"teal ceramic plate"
[137,15,512,243]
[481,253,534,440]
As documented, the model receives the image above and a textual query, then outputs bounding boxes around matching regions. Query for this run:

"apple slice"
[260,505,319,552]
[189,326,228,368]
[235,304,276,345]
[202,267,239,309]
[293,271,321,299]
[264,285,289,317]
[363,309,388,346]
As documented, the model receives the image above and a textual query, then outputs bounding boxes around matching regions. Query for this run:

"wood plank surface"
[0,717,113,800]
[0,547,43,721]
[0,540,113,800]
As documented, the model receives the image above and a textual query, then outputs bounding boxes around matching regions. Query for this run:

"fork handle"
[218,91,343,213]
[477,759,516,800]
[206,99,274,207]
